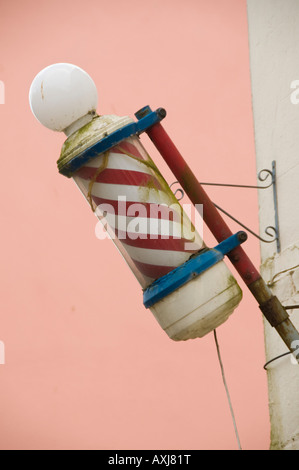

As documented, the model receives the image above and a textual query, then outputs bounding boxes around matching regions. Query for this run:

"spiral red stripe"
[130,259,176,280]
[111,141,145,160]
[76,166,163,190]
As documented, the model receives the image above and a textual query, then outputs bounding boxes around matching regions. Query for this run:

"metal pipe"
[142,116,299,358]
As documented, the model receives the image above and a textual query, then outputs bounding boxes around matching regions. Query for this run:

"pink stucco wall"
[0,0,269,449]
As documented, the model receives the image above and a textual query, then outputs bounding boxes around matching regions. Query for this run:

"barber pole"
[72,135,204,286]
[29,63,244,341]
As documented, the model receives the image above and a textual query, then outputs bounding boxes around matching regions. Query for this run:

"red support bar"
[142,115,299,356]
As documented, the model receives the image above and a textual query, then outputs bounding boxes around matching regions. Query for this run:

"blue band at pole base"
[143,232,247,309]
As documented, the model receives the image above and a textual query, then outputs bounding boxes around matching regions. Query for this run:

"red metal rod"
[144,119,299,355]
[145,122,261,286]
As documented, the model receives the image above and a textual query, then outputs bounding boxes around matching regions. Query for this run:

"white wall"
[247,0,299,450]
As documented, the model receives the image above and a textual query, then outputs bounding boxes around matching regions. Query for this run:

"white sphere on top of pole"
[29,63,98,133]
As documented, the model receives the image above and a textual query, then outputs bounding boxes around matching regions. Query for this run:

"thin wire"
[199,181,272,189]
[213,329,242,450]
[263,352,292,370]
[267,264,299,286]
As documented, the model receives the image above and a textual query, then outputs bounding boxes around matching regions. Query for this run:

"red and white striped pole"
[73,136,204,286]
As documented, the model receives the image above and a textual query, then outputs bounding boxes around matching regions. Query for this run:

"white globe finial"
[29,63,98,133]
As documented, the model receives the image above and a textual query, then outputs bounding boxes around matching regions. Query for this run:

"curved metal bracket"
[213,203,279,246]
[170,161,281,253]
[199,167,274,190]
[169,181,184,201]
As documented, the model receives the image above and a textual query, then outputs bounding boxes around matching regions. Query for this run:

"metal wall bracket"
[170,160,281,253]
[270,161,281,253]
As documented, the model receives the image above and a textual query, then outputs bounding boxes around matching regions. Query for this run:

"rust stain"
[41,81,44,100]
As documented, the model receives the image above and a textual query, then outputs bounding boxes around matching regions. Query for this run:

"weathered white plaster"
[247,0,299,450]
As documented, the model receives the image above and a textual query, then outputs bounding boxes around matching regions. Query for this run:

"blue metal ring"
[59,107,165,177]
[143,232,247,308]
